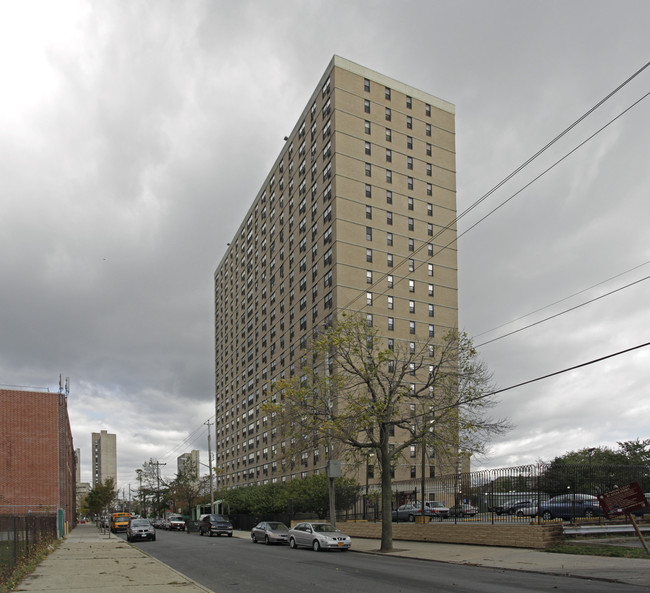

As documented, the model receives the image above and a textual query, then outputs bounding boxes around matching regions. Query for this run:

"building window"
[428,283,434,296]
[385,128,392,142]
[366,292,373,306]
[365,142,371,155]
[407,156,413,170]
[428,263,434,276]
[366,226,372,240]
[427,203,433,216]
[428,304,434,317]
[429,324,434,337]
[366,205,372,220]
[386,170,392,183]
[406,115,412,129]
[409,259,415,272]
[365,162,372,177]
[386,211,393,225]
[387,296,393,309]
[364,99,370,113]
[387,274,393,288]
[426,103,431,116]
[428,243,433,256]
[388,317,394,331]
[408,196,414,210]
[406,95,412,109]
[386,190,393,204]
[366,270,373,284]
[427,223,433,236]
[364,78,370,92]
[388,338,394,351]
[409,300,415,313]
[387,253,393,267]
[407,136,413,149]
[426,143,432,156]
[426,163,432,176]
[385,107,391,121]
[385,86,391,100]
[429,344,435,357]
[366,249,373,262]
[385,148,392,162]
[426,123,431,136]
[365,120,371,135]
[365,184,372,198]
[366,313,373,327]
[408,238,414,251]
[387,232,393,246]
[407,177,413,190]
[409,279,415,292]
[409,321,415,334]
[408,217,414,231]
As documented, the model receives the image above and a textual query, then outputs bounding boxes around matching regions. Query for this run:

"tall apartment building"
[91,430,117,488]
[214,56,457,490]
[177,450,200,482]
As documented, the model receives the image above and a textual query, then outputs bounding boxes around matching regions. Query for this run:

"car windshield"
[267,522,288,532]
[131,520,150,527]
[313,524,337,533]
[211,515,228,521]
[169,516,183,521]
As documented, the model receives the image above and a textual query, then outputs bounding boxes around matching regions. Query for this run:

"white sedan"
[288,522,351,551]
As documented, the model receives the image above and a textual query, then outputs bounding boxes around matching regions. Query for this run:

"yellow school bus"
[110,512,131,533]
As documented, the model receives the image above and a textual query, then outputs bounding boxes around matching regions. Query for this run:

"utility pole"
[206,420,214,514]
[149,461,166,517]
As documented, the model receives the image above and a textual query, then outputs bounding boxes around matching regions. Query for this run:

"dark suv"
[199,514,233,537]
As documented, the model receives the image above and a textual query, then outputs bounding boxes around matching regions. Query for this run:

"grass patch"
[545,541,650,559]
[0,539,60,593]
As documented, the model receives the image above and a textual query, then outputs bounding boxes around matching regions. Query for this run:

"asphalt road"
[124,529,645,593]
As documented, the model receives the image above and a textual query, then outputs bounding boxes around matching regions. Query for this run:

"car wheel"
[313,540,321,552]
[126,535,131,542]
[408,514,415,522]
[264,535,270,545]
[542,511,553,521]
[208,531,213,537]
[289,537,297,549]
[228,533,232,537]
[152,536,156,541]
[251,533,257,543]
[584,509,595,518]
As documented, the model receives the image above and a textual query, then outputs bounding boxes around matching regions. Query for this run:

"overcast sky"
[2,0,649,493]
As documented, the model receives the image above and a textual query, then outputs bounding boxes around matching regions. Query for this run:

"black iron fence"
[0,515,58,579]
[342,463,650,524]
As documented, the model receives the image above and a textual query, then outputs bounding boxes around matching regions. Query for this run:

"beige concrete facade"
[91,430,117,488]
[213,56,458,490]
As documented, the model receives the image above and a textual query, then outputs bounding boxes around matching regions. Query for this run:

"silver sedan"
[250,521,289,544]
[288,522,351,551]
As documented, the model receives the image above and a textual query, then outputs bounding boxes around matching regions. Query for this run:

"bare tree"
[267,313,509,551]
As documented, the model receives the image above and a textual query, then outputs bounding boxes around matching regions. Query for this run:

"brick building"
[0,387,76,530]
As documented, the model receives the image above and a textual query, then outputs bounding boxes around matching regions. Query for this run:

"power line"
[476,273,650,347]
[473,259,650,338]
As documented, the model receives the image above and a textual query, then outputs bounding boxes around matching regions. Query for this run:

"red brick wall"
[0,389,76,521]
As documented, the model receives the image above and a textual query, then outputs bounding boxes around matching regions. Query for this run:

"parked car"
[538,494,603,520]
[251,521,289,544]
[168,515,185,531]
[633,494,650,517]
[513,505,539,517]
[288,522,351,551]
[448,504,478,517]
[199,514,233,537]
[391,502,432,522]
[426,501,450,519]
[126,518,156,542]
[493,500,533,515]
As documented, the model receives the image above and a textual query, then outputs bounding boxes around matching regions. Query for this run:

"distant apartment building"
[213,56,458,489]
[177,450,200,481]
[91,430,117,488]
[0,387,76,527]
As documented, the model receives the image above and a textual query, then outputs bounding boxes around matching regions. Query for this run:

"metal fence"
[0,515,58,579]
[341,463,650,524]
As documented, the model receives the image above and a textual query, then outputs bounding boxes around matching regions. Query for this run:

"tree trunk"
[380,450,394,552]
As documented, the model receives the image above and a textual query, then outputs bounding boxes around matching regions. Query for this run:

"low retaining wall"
[338,521,562,549]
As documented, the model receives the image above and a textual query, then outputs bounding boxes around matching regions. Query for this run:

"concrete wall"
[338,520,562,549]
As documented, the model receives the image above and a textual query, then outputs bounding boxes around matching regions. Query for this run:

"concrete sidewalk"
[350,536,650,588]
[14,523,650,591]
[14,523,212,592]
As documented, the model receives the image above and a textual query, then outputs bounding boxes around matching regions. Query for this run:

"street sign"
[597,482,648,518]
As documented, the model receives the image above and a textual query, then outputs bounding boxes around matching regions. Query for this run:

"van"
[111,512,131,533]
